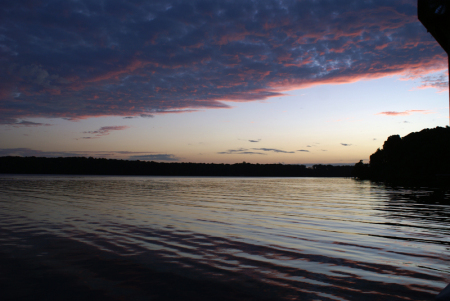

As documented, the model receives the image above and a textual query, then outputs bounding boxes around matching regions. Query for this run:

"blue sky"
[0,0,448,164]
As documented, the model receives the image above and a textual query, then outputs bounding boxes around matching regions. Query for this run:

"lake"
[0,175,449,300]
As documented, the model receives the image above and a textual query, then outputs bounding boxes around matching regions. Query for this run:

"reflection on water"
[0,175,449,300]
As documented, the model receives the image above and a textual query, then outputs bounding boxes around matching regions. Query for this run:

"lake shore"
[0,156,354,177]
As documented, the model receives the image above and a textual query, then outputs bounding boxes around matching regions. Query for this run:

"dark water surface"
[1,175,449,300]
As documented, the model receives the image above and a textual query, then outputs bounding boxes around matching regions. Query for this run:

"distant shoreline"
[0,156,354,177]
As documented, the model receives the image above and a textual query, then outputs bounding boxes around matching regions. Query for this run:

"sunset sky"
[0,0,448,165]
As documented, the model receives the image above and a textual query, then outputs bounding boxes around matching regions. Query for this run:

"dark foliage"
[353,126,450,185]
[0,157,354,177]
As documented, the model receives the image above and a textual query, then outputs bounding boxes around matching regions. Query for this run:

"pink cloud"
[376,110,434,116]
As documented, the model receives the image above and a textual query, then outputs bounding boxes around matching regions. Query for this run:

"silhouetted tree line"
[353,126,450,185]
[0,156,354,177]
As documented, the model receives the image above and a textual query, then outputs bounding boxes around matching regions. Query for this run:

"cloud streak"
[219,147,297,154]
[218,148,266,155]
[0,148,179,161]
[128,154,180,162]
[0,148,84,157]
[0,0,446,124]
[253,148,295,154]
[376,110,434,116]
[417,72,449,92]
[81,126,130,138]
[2,120,53,127]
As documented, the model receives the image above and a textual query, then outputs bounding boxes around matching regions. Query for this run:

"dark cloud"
[253,148,294,154]
[236,152,266,155]
[82,125,130,138]
[417,72,449,92]
[218,148,266,155]
[0,0,445,123]
[128,154,180,161]
[0,148,171,159]
[115,151,155,155]
[3,120,52,127]
[0,148,83,157]
[341,143,352,146]
[123,114,152,119]
[297,150,310,152]
[248,139,261,143]
[218,148,247,154]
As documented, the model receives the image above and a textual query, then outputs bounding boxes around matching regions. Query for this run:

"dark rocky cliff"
[353,126,450,185]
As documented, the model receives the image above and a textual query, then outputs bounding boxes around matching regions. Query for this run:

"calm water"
[0,175,449,300]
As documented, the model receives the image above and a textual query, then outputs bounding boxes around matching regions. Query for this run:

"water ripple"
[0,175,449,300]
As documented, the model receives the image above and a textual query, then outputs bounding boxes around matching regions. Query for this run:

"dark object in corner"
[418,0,450,55]
[436,283,450,301]
[418,0,450,125]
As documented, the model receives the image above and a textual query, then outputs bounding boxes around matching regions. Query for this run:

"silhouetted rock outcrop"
[354,126,450,185]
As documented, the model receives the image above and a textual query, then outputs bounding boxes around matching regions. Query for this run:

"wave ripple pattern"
[0,176,449,300]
